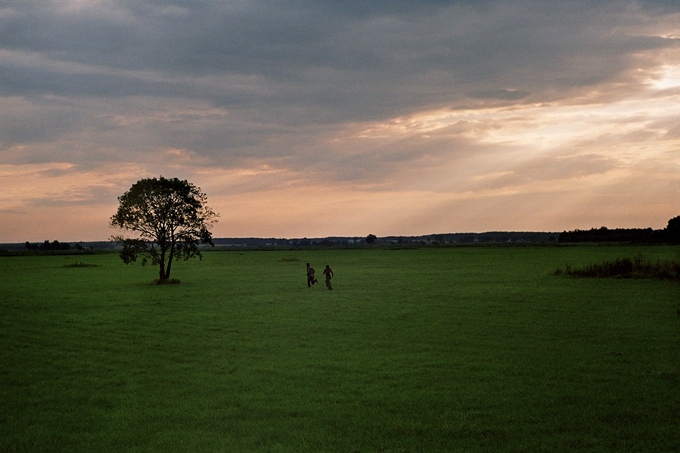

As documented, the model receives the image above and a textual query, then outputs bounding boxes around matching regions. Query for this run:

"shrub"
[555,253,680,280]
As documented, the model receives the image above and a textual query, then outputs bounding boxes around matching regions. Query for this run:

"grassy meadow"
[1,245,679,452]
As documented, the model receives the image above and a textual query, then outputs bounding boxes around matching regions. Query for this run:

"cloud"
[469,89,530,101]
[0,0,679,241]
[3,1,677,113]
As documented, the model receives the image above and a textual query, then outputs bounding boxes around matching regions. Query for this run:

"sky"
[1,0,679,242]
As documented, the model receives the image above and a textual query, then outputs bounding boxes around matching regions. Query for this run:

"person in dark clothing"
[322,264,334,290]
[306,263,318,287]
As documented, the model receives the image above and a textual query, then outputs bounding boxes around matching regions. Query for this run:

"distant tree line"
[558,215,680,243]
[18,215,679,253]
[24,240,85,251]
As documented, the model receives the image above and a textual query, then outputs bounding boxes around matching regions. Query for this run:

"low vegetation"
[555,253,680,280]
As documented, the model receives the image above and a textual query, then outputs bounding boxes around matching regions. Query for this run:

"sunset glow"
[1,1,678,242]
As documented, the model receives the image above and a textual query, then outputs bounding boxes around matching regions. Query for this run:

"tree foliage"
[25,240,72,251]
[110,176,218,282]
[667,215,680,242]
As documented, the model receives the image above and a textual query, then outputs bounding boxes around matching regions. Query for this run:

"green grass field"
[1,245,679,452]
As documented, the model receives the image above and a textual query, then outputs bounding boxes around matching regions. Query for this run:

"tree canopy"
[110,176,218,282]
[667,215,680,242]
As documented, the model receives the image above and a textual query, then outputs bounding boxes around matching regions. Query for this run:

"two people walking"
[306,262,333,290]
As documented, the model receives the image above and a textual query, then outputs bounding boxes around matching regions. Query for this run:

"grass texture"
[1,245,679,452]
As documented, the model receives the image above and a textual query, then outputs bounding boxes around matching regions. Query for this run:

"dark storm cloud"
[0,0,678,167]
[2,1,676,101]
[0,99,81,143]
[469,89,530,101]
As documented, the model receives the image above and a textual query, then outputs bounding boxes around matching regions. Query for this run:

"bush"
[555,253,680,280]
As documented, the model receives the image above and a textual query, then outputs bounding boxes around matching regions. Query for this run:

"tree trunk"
[165,253,174,280]
[158,249,166,281]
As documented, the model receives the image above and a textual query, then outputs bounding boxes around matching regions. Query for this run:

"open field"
[1,245,679,452]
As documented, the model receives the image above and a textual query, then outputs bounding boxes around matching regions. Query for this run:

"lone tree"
[110,176,218,282]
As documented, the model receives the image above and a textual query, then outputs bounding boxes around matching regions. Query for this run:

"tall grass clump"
[555,252,680,280]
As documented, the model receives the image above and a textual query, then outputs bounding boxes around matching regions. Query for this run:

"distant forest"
[5,215,679,252]
[558,215,679,243]
[557,227,666,243]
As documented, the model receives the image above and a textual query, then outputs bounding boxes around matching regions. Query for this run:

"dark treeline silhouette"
[557,227,662,243]
[7,215,679,252]
[24,240,85,251]
[558,215,680,243]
